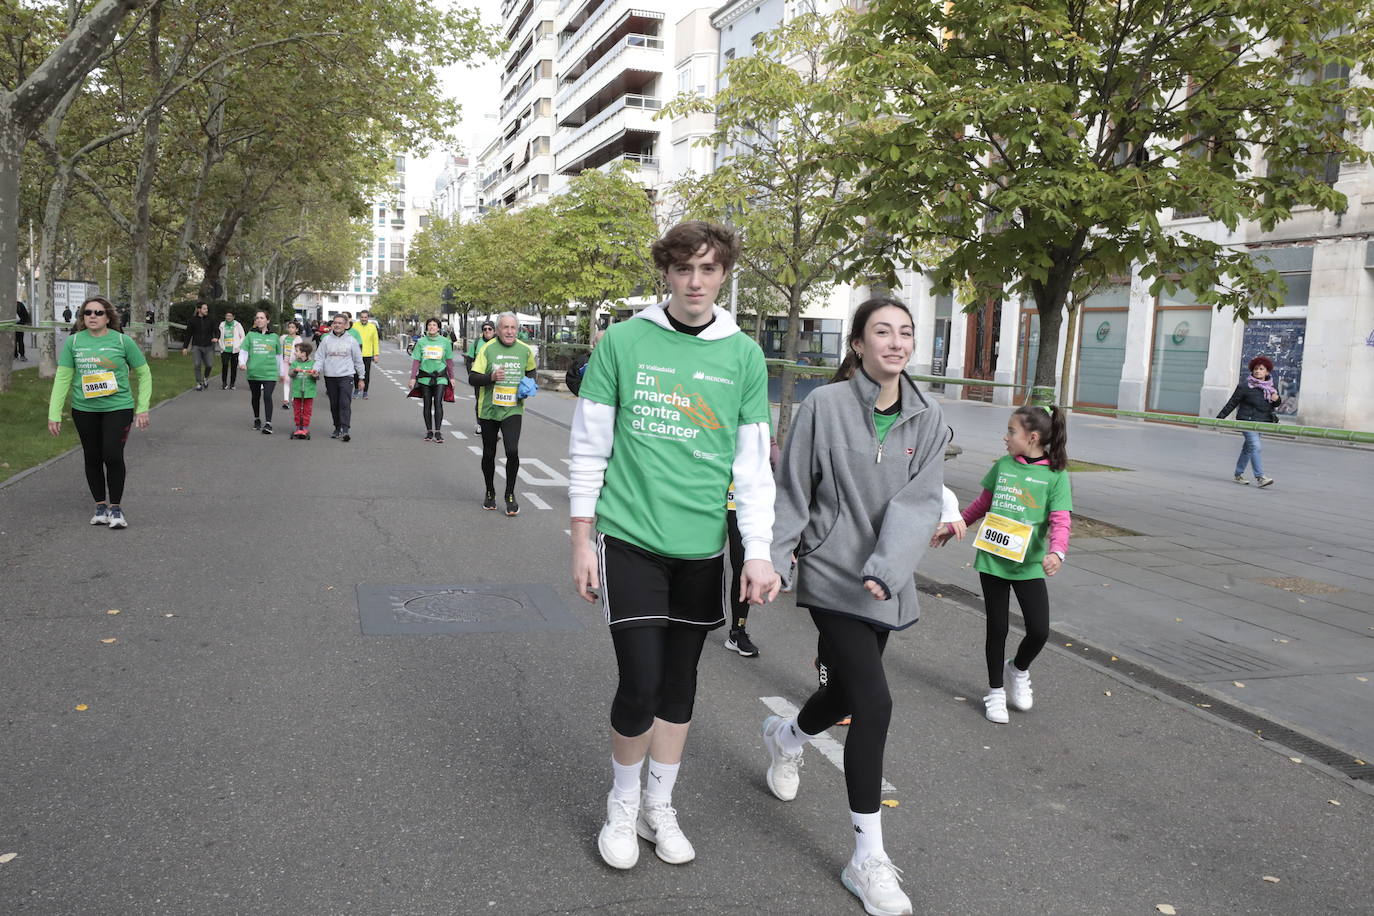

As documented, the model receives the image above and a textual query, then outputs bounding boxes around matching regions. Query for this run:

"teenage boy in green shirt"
[568,220,780,870]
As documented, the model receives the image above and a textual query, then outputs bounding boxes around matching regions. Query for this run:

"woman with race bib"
[408,317,455,442]
[932,404,1073,724]
[238,309,281,434]
[47,296,151,530]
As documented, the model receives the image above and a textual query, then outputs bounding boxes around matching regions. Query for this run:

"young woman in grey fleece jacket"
[762,298,950,916]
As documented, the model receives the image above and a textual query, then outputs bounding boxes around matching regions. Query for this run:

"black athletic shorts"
[597,533,727,632]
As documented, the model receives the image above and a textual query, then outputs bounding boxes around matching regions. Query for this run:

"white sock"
[644,758,680,804]
[850,810,885,866]
[776,717,815,756]
[611,756,643,801]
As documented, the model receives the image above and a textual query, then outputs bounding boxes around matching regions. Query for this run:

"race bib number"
[493,385,518,406]
[422,345,444,361]
[81,371,118,399]
[974,513,1033,563]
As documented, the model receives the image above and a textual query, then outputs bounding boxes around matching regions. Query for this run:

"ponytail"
[831,349,860,383]
[1011,404,1069,471]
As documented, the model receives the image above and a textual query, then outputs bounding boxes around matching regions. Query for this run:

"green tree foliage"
[371,271,444,324]
[662,11,877,440]
[549,161,661,341]
[828,0,1374,395]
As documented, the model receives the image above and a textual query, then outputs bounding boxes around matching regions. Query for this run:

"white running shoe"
[106,507,128,530]
[636,796,695,864]
[841,855,913,916]
[89,505,109,525]
[762,715,803,801]
[597,791,640,870]
[1004,660,1033,711]
[983,691,1009,724]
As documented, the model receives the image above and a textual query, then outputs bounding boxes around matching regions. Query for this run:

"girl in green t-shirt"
[46,296,152,529]
[238,310,281,434]
[408,318,455,442]
[935,404,1073,725]
[287,340,319,439]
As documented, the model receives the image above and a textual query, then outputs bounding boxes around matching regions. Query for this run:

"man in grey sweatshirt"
[313,313,365,441]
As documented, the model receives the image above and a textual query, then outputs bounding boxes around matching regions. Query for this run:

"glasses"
[83,309,106,317]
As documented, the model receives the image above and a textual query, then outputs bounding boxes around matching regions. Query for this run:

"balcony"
[556,33,663,115]
[596,151,659,175]
[554,95,660,174]
[558,1,662,68]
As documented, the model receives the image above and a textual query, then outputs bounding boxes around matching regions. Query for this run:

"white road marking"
[524,491,551,510]
[760,696,896,793]
[465,447,566,487]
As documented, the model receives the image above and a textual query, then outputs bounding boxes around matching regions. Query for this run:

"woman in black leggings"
[408,318,455,441]
[46,297,152,530]
[766,299,952,916]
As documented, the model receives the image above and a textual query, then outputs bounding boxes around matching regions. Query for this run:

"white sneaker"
[636,796,695,864]
[841,855,913,916]
[597,791,640,869]
[983,691,1009,724]
[1004,660,1033,711]
[89,504,109,525]
[762,715,803,801]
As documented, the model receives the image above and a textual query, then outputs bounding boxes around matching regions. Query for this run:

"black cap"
[481,321,495,330]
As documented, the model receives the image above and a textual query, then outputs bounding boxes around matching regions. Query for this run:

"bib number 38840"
[81,371,118,399]
[974,513,1033,563]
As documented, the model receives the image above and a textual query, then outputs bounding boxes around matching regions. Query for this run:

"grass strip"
[0,352,197,483]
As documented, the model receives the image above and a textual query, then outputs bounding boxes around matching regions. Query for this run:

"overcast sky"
[411,0,505,202]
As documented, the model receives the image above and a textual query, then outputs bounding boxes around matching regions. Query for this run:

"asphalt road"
[2,345,1371,915]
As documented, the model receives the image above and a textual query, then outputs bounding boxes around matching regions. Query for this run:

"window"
[678,68,691,95]
[391,242,404,259]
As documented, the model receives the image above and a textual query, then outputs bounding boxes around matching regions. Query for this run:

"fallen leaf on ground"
[1328,800,1341,806]
[1357,676,1369,683]
[1233,681,1246,688]
[880,799,899,808]
[935,592,943,598]
[1288,757,1302,764]
[1064,642,1073,647]
[1197,703,1212,708]
[1262,876,1280,883]
[325,586,334,590]
[0,853,16,864]
[1110,655,1118,661]
[74,704,88,711]
[954,696,967,702]
[1274,638,1289,644]
[1357,759,1367,766]
[1156,905,1177,915]
[164,613,175,618]
[100,638,117,645]
[1175,617,1183,622]
[106,609,120,616]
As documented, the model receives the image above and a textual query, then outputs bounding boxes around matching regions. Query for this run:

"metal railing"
[555,34,663,109]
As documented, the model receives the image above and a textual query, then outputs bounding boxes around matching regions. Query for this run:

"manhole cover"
[357,583,579,635]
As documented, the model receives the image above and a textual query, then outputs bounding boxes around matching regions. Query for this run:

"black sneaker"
[433,430,444,443]
[221,384,228,390]
[504,494,520,517]
[262,422,272,435]
[341,431,351,442]
[424,431,434,441]
[330,429,340,439]
[725,629,759,657]
[252,418,261,431]
[482,491,497,511]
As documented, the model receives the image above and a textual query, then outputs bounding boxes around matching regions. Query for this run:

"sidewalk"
[925,397,1374,770]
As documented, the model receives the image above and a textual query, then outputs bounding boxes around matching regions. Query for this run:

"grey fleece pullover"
[771,369,947,630]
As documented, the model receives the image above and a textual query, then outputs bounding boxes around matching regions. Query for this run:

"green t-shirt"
[873,406,900,444]
[579,318,771,559]
[289,360,318,399]
[467,336,493,360]
[242,331,281,381]
[973,455,1073,580]
[472,338,536,420]
[414,334,454,385]
[59,330,148,413]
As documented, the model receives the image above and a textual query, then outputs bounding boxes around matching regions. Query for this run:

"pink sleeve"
[1048,510,1072,555]
[961,489,993,525]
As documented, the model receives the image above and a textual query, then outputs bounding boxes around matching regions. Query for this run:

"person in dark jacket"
[1217,354,1280,487]
[181,302,219,391]
[13,300,30,360]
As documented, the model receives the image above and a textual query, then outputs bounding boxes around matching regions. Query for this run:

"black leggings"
[220,352,238,387]
[248,380,276,422]
[796,609,892,814]
[979,572,1050,688]
[479,415,522,495]
[420,385,445,431]
[609,625,709,737]
[726,510,748,629]
[71,408,133,505]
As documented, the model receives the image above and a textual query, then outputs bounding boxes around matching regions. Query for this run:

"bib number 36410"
[974,512,1033,563]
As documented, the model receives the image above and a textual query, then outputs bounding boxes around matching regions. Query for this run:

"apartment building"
[482,0,563,210]
[432,155,484,224]
[301,155,430,321]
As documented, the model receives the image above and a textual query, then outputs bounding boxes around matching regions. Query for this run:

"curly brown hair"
[651,220,739,274]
